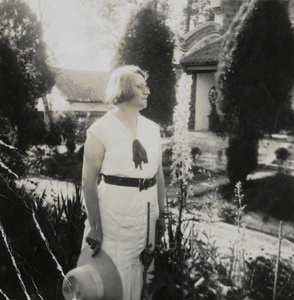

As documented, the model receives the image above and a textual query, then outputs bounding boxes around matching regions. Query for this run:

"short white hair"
[105,65,148,105]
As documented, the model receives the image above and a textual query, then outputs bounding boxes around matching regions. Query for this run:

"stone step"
[267,163,294,171]
[194,152,227,171]
[186,131,294,172]
[188,131,227,154]
[259,140,294,165]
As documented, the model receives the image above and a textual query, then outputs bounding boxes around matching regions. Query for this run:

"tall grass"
[0,178,86,299]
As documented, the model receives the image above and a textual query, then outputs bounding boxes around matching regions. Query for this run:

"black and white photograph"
[1,0,294,299]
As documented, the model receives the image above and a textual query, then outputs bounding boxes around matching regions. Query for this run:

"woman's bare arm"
[156,149,166,238]
[82,132,105,256]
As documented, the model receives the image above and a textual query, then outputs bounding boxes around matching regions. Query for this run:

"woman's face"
[129,73,150,110]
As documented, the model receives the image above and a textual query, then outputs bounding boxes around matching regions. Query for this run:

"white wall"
[195,73,215,131]
[37,86,69,111]
[37,87,112,112]
[69,102,112,112]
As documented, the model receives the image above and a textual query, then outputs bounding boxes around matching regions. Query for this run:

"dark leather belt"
[101,174,156,192]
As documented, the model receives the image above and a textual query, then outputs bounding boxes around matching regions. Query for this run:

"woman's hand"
[86,226,103,257]
[157,217,166,239]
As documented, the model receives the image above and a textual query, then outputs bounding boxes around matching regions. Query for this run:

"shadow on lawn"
[220,173,294,222]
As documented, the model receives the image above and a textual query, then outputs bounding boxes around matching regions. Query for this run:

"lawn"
[2,147,294,299]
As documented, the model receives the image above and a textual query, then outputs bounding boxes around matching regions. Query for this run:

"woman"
[81,65,166,299]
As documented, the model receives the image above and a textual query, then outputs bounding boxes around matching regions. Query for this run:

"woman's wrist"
[89,220,102,230]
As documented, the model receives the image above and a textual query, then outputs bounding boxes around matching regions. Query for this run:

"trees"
[79,0,173,49]
[114,2,176,125]
[0,0,55,149]
[180,0,213,34]
[79,0,137,52]
[215,0,294,185]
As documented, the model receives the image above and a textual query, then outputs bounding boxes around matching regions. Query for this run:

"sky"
[24,0,110,71]
[24,0,187,72]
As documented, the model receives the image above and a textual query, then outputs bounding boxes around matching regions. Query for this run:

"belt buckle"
[139,177,151,192]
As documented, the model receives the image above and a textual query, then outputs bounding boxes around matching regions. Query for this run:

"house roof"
[179,22,223,53]
[55,69,110,102]
[180,37,223,66]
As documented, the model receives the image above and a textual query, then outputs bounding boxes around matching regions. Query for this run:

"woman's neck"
[113,105,139,136]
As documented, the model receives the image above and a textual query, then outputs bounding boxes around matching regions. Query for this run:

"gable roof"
[180,36,223,67]
[55,69,110,103]
[179,22,223,53]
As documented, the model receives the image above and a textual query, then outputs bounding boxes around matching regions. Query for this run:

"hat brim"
[77,246,123,300]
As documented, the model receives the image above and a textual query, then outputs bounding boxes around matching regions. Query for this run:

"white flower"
[171,73,194,186]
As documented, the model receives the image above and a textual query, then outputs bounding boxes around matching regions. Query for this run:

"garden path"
[166,168,294,265]
[185,214,294,263]
[23,169,294,266]
[18,175,76,205]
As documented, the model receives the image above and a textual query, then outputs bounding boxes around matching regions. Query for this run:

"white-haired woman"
[81,65,166,299]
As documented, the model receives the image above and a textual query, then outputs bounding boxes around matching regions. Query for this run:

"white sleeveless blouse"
[87,110,161,178]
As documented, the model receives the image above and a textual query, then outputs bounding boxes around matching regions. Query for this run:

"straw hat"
[62,246,123,300]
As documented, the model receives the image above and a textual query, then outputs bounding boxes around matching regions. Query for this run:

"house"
[179,0,294,131]
[37,68,112,124]
[180,21,224,131]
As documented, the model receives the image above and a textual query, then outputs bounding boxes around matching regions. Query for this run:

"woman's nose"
[144,87,150,95]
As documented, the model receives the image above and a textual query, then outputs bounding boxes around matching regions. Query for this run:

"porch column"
[188,73,197,130]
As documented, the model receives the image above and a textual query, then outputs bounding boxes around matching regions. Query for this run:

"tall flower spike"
[171,73,194,185]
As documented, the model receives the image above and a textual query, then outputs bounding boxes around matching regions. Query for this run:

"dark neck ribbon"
[133,139,148,170]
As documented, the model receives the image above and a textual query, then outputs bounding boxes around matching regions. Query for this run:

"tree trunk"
[42,95,51,131]
[183,0,192,34]
[188,73,196,130]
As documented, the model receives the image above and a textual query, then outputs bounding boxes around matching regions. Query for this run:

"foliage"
[114,4,176,125]
[79,0,137,57]
[180,0,213,34]
[147,73,238,299]
[208,86,222,133]
[147,71,294,299]
[215,0,294,185]
[226,134,259,185]
[75,116,91,143]
[41,111,86,154]
[151,240,231,299]
[245,256,294,300]
[216,0,294,135]
[24,144,56,173]
[171,73,194,185]
[244,174,294,222]
[79,0,174,51]
[219,173,294,222]
[151,169,294,300]
[169,71,194,260]
[51,112,77,145]
[218,201,238,225]
[0,0,55,150]
[149,178,246,299]
[274,147,292,174]
[0,177,86,299]
[274,147,291,162]
[24,145,83,183]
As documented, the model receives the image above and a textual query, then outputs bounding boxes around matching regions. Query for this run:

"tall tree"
[215,0,294,185]
[79,0,137,50]
[0,0,55,149]
[114,2,176,125]
[180,0,212,34]
[79,0,171,48]
[38,0,52,131]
